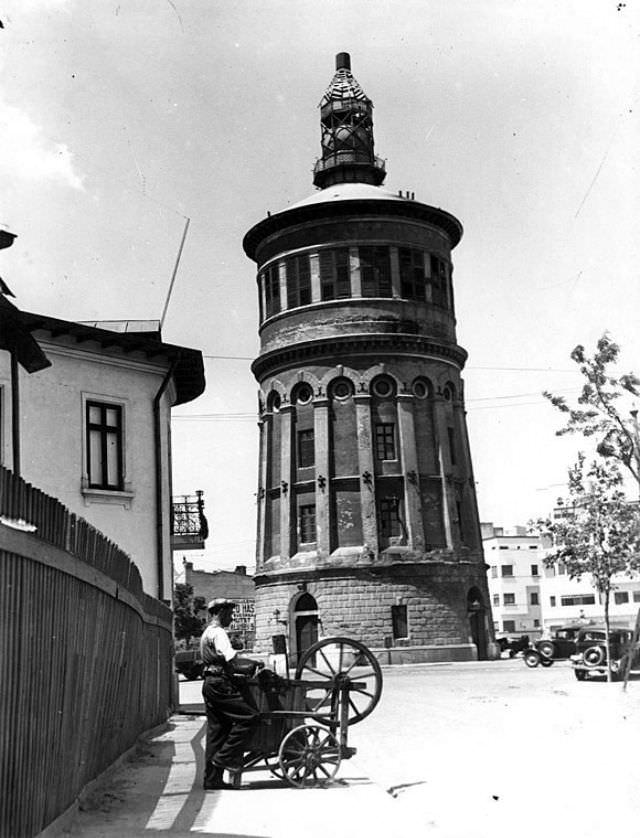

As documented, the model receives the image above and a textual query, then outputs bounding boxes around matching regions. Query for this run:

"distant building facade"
[0,311,205,599]
[243,53,493,664]
[483,522,640,636]
[183,560,256,648]
[482,524,544,640]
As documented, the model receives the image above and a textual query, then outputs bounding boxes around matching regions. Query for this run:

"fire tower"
[243,53,493,664]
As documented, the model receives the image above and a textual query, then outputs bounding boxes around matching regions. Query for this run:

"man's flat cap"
[208,598,236,613]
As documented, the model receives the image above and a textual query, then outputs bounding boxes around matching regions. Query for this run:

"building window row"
[258,244,453,321]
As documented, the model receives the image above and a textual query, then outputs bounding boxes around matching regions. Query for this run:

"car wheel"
[583,646,605,667]
[574,669,587,681]
[538,641,555,658]
[540,657,554,667]
[524,651,540,668]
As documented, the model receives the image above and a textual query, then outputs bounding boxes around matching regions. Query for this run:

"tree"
[532,455,640,681]
[173,582,207,644]
[543,333,640,493]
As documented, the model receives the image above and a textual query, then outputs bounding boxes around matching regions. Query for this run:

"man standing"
[200,598,262,790]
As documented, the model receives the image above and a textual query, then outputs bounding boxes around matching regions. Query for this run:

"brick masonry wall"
[253,563,490,657]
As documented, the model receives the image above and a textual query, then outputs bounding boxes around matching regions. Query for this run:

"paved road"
[64,660,639,838]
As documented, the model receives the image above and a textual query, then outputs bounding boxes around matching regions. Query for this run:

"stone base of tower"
[253,559,496,665]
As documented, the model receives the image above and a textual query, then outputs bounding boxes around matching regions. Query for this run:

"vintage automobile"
[570,625,638,681]
[496,634,530,658]
[523,623,584,668]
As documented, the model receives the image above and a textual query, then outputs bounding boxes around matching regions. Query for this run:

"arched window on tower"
[292,382,315,475]
[371,376,398,473]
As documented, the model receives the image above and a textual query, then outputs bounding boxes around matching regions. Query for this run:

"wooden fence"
[0,466,174,838]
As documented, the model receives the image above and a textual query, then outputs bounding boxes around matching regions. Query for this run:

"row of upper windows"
[258,245,453,321]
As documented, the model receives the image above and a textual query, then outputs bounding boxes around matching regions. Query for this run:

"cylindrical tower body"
[243,54,493,664]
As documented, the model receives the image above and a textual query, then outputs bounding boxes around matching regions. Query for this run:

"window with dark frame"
[391,604,408,640]
[286,254,312,309]
[319,248,351,300]
[531,564,539,576]
[430,254,448,307]
[503,593,516,605]
[299,504,316,543]
[374,422,396,460]
[297,428,315,468]
[359,245,392,297]
[530,592,539,605]
[492,594,499,606]
[378,496,401,538]
[503,620,516,633]
[501,565,513,577]
[399,247,427,301]
[86,401,124,490]
[614,591,630,605]
[264,264,281,318]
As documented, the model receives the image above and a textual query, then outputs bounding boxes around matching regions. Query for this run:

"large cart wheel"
[296,637,383,725]
[278,724,341,788]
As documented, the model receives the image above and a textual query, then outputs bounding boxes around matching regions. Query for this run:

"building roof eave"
[19,310,205,406]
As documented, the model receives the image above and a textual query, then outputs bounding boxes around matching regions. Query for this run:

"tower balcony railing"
[313,151,386,176]
[171,490,209,551]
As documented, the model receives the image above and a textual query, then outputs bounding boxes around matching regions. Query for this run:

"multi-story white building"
[539,561,640,630]
[484,522,640,638]
[482,524,543,640]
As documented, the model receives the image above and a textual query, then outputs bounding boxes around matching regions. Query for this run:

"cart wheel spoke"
[318,647,337,676]
[303,664,334,681]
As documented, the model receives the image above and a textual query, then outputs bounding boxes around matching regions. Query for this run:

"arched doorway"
[292,592,319,666]
[467,587,488,660]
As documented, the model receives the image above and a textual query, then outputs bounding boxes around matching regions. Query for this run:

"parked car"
[523,623,584,668]
[496,635,530,658]
[570,625,638,681]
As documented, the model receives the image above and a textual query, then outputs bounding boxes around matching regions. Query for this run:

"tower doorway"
[293,592,319,666]
[467,587,488,661]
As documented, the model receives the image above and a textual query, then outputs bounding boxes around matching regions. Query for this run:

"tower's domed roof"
[288,182,406,211]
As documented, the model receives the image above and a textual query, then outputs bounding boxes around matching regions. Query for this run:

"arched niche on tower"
[326,376,363,551]
[411,376,437,475]
[328,375,358,478]
[263,388,283,560]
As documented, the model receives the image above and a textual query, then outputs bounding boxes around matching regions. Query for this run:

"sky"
[1,0,639,573]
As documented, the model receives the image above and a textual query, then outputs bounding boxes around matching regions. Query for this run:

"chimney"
[234,565,247,576]
[336,52,351,71]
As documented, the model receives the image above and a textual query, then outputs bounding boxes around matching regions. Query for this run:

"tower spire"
[313,52,386,189]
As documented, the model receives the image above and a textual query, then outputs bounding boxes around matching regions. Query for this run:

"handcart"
[232,636,383,788]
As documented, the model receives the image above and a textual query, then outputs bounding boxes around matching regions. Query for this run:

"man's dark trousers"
[202,674,258,782]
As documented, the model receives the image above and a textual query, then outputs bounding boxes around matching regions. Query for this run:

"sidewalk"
[58,713,407,838]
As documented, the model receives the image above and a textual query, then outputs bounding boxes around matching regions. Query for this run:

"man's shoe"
[203,763,237,790]
[203,779,234,790]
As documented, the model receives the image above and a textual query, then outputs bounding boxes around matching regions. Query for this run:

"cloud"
[0,99,84,190]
